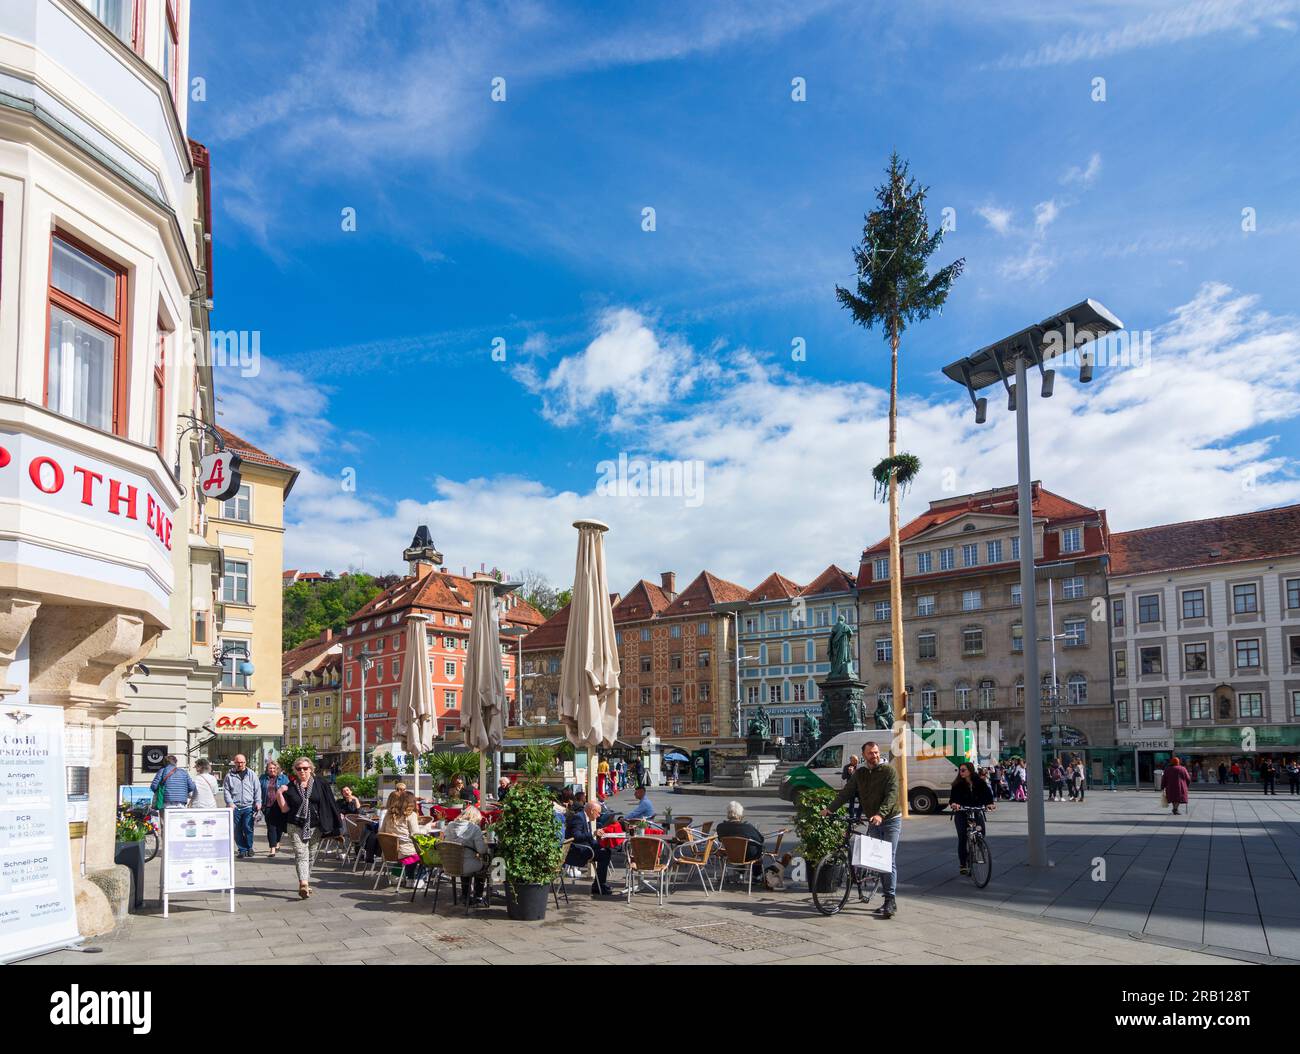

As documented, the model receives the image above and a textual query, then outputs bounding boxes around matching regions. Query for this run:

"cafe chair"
[372,833,409,891]
[341,816,369,870]
[719,836,763,895]
[432,841,489,916]
[670,833,717,896]
[626,836,670,906]
[551,838,575,908]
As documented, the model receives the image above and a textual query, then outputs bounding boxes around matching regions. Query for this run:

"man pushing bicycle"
[823,740,900,919]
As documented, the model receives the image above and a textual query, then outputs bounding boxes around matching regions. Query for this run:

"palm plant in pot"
[496,779,562,920]
[794,787,846,892]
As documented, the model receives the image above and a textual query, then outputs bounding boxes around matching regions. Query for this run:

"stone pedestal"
[818,677,868,742]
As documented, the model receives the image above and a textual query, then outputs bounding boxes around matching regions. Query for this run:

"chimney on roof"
[323,628,332,641]
[403,525,443,580]
[661,571,676,600]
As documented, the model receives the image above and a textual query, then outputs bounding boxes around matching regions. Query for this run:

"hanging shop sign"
[198,450,243,503]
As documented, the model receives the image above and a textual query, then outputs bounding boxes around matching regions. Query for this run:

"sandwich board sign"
[160,808,235,917]
[0,704,81,963]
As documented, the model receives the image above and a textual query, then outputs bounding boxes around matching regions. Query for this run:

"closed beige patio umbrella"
[395,613,436,797]
[559,519,621,799]
[464,573,507,804]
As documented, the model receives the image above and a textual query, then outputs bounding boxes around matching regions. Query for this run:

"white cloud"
[1034,199,1061,233]
[1062,152,1103,187]
[270,286,1300,590]
[992,0,1300,69]
[977,205,1014,235]
[514,307,714,428]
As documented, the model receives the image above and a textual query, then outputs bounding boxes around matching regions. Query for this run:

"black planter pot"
[114,839,146,909]
[505,881,549,921]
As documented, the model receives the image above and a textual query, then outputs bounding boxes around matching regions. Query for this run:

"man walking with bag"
[824,739,901,919]
[222,754,262,858]
[150,754,196,811]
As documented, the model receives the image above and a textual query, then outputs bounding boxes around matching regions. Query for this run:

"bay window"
[46,233,128,435]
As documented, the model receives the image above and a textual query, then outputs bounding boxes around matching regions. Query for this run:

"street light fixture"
[357,647,375,775]
[942,299,1122,869]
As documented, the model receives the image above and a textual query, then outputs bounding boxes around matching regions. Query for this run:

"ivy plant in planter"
[794,787,847,891]
[496,780,563,920]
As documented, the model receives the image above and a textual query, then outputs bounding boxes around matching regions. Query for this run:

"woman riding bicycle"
[949,762,995,876]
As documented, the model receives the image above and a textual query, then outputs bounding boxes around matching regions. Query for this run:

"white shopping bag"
[851,832,893,874]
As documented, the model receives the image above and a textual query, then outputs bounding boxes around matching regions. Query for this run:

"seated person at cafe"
[336,785,361,815]
[441,804,489,904]
[715,800,765,877]
[624,786,655,822]
[565,801,613,896]
[378,791,423,878]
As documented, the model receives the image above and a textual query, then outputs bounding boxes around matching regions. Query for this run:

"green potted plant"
[114,805,150,883]
[496,780,562,921]
[794,787,846,892]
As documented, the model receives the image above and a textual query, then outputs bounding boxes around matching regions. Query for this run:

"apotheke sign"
[0,429,175,554]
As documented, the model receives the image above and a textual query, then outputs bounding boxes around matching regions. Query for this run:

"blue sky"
[190,0,1300,589]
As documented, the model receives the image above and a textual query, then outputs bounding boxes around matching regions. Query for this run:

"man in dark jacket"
[716,800,766,879]
[825,740,901,918]
[565,802,612,895]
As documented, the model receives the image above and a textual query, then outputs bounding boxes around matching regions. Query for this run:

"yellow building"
[204,426,297,766]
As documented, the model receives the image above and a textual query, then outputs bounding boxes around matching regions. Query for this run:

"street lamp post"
[943,299,1121,868]
[294,684,308,749]
[358,648,375,775]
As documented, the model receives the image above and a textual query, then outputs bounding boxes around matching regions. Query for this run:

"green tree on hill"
[282,573,384,649]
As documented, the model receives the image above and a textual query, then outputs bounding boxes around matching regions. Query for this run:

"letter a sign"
[199,450,243,502]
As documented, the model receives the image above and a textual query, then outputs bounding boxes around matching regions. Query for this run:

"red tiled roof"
[661,571,749,617]
[522,603,571,652]
[857,483,1106,587]
[800,565,856,596]
[613,580,671,623]
[1110,503,1300,577]
[349,570,545,630]
[747,572,803,601]
[215,425,297,474]
[282,630,341,677]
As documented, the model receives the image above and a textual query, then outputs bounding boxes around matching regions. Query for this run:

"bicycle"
[952,805,992,888]
[811,818,884,916]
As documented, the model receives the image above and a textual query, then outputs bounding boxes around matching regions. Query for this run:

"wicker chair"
[719,836,763,895]
[669,833,717,895]
[551,838,575,908]
[626,836,670,905]
[372,832,409,891]
[432,840,489,915]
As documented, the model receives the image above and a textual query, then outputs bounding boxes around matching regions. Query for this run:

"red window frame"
[165,1,180,104]
[44,230,130,438]
[132,0,146,56]
[153,315,170,454]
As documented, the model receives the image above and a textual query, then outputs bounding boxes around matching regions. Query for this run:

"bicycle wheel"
[968,834,992,888]
[143,829,160,863]
[812,846,853,916]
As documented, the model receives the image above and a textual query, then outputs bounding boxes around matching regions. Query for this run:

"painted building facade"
[1108,503,1300,782]
[858,483,1114,758]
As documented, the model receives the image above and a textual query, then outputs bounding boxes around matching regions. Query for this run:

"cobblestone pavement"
[28,788,1263,966]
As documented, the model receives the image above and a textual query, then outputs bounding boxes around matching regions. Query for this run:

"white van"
[779,725,975,814]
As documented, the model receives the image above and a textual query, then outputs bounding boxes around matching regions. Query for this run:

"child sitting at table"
[379,791,423,878]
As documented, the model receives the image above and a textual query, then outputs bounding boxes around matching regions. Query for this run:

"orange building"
[338,528,543,755]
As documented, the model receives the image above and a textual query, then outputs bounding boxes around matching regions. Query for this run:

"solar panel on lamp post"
[942,299,1122,868]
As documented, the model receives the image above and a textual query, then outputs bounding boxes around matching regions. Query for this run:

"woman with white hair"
[441,804,490,905]
[715,801,766,879]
